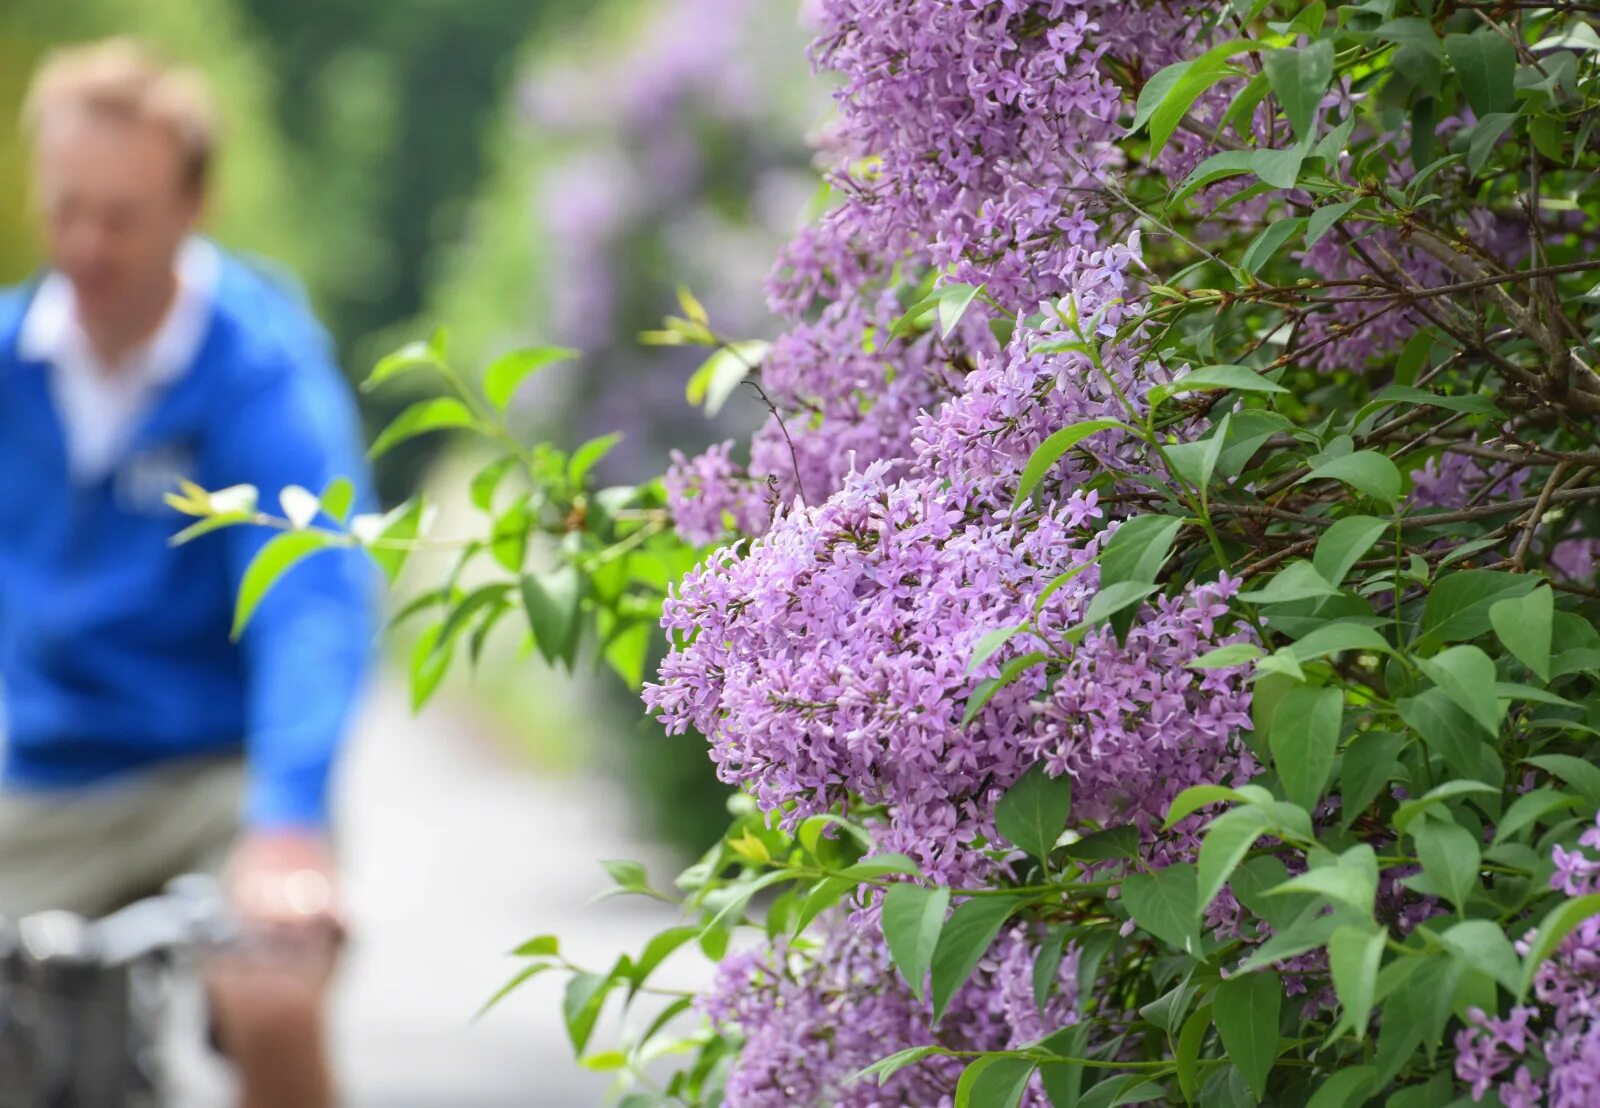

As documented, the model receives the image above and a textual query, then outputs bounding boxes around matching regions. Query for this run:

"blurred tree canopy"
[235,0,587,365]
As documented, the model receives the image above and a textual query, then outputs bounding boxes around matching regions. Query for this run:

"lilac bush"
[187,0,1600,1103]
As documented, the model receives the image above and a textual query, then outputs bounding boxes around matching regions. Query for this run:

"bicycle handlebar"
[5,875,234,973]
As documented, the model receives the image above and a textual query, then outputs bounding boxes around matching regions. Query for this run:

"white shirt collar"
[17,238,219,484]
[17,236,219,385]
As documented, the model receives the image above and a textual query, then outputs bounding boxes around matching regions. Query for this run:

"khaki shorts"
[0,755,243,919]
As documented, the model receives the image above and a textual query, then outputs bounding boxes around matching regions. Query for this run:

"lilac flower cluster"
[698,922,1080,1107]
[648,448,1255,873]
[640,3,1267,1101]
[1455,814,1600,1106]
[770,1,1198,315]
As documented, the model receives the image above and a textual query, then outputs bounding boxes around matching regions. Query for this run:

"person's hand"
[209,831,342,1106]
[227,829,342,928]
[214,830,344,988]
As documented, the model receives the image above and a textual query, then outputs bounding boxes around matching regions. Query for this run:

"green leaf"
[1170,150,1258,207]
[469,455,518,513]
[1268,844,1378,915]
[1187,642,1264,670]
[1413,815,1481,912]
[1236,560,1340,605]
[1392,780,1498,835]
[1422,570,1536,643]
[1490,585,1553,682]
[1031,926,1069,1013]
[1444,29,1517,117]
[1526,754,1600,806]
[1240,218,1307,275]
[1212,970,1281,1101]
[882,883,950,1003]
[474,960,557,1019]
[362,498,425,583]
[169,510,256,546]
[1286,622,1391,662]
[1099,514,1186,589]
[1306,1066,1377,1108]
[968,624,1028,675]
[1305,198,1362,249]
[1466,112,1517,177]
[1153,364,1288,403]
[522,565,583,667]
[1162,414,1229,493]
[1367,384,1502,419]
[369,397,477,459]
[954,1055,1035,1108]
[1339,731,1403,827]
[1313,516,1388,587]
[1264,40,1334,142]
[511,933,560,958]
[232,531,332,640]
[1060,825,1140,862]
[1327,924,1384,1038]
[1269,684,1342,812]
[930,897,1023,1023]
[625,926,698,998]
[569,432,622,486]
[1084,582,1157,626]
[1534,21,1600,52]
[1013,419,1126,508]
[483,346,578,411]
[1197,805,1276,916]
[686,340,770,417]
[318,478,355,524]
[963,651,1048,726]
[1121,863,1200,954]
[1415,645,1504,737]
[1176,1002,1212,1104]
[995,762,1072,861]
[1147,41,1252,155]
[851,1045,942,1087]
[1301,450,1401,508]
[1129,58,1195,135]
[562,971,613,1054]
[364,338,443,391]
[1398,689,1487,768]
[1439,918,1520,994]
[1166,783,1271,828]
[1493,788,1581,846]
[1376,18,1443,59]
[488,500,531,574]
[1251,141,1311,189]
[835,853,924,880]
[938,283,986,338]
[1519,894,1600,999]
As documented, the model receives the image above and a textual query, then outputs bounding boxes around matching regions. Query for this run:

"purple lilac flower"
[644,4,1276,1100]
[698,921,1080,1106]
[1456,813,1600,1105]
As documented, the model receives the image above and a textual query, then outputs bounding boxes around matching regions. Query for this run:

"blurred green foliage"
[0,0,312,288]
[0,0,587,502]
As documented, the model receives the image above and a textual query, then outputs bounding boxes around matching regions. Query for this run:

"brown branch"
[1513,462,1570,570]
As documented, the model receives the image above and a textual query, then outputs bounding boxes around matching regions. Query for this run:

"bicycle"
[0,875,233,1108]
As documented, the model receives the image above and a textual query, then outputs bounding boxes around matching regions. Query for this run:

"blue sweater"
[0,251,375,828]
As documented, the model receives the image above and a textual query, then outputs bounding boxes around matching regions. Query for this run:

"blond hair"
[22,37,219,192]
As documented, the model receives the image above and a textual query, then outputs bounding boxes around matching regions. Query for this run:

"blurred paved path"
[331,678,685,1107]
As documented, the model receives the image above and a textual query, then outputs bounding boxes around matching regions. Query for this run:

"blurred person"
[0,38,374,1107]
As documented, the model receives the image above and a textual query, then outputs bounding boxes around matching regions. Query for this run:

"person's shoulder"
[203,247,338,392]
